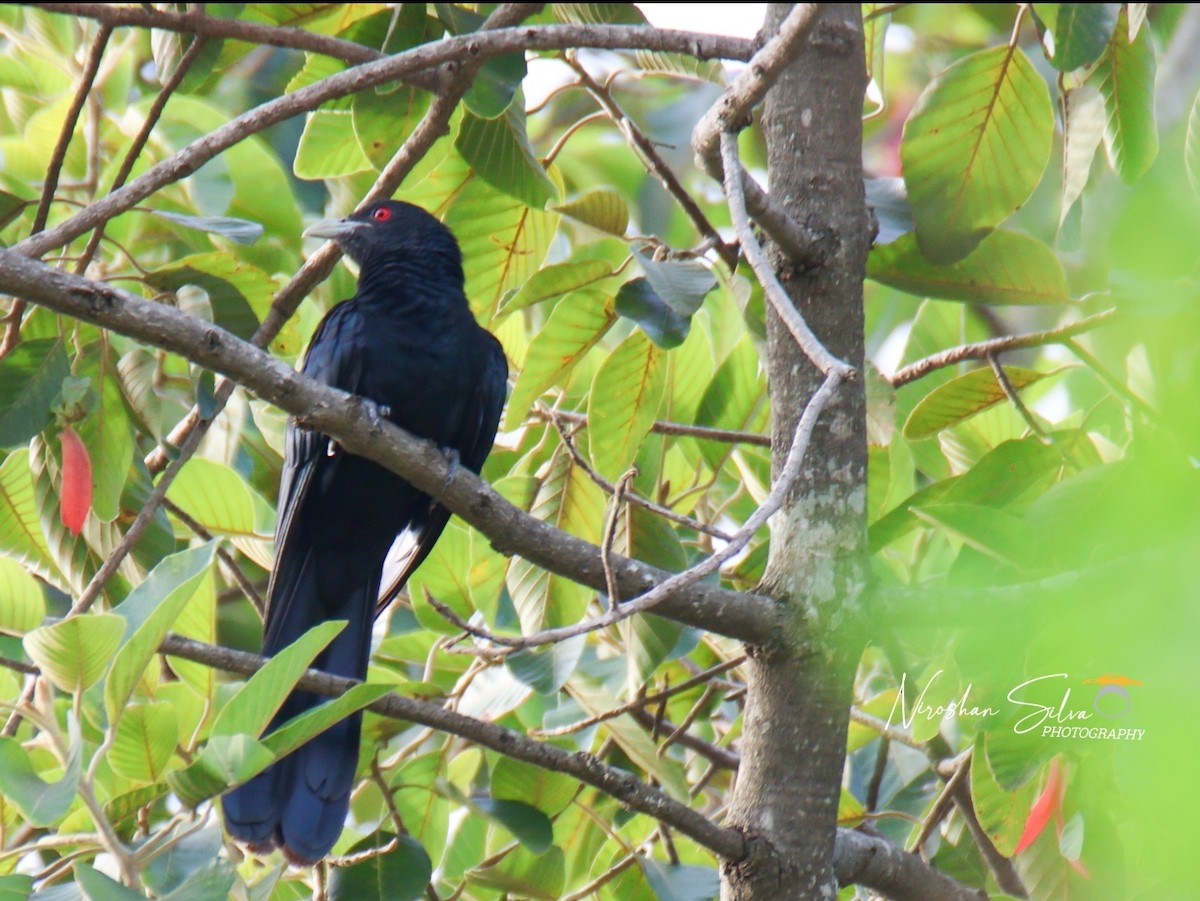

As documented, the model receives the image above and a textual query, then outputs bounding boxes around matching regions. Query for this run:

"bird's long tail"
[222,545,378,865]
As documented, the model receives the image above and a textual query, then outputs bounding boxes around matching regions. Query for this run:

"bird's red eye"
[372,207,391,222]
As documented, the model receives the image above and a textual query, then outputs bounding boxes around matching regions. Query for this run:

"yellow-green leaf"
[587,330,665,481]
[903,366,1053,440]
[24,613,123,693]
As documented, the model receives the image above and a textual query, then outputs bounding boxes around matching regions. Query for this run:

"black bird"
[222,200,507,864]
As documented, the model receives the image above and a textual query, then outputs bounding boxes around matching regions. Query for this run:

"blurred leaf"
[553,3,646,24]
[635,251,716,317]
[74,343,134,523]
[109,702,178,784]
[106,542,217,726]
[353,83,431,170]
[972,733,1038,857]
[867,231,1069,305]
[615,277,692,348]
[865,176,913,244]
[470,845,565,900]
[633,49,725,83]
[1061,84,1106,223]
[24,614,123,693]
[473,797,553,852]
[491,757,579,816]
[76,865,145,901]
[1186,92,1200,200]
[499,259,613,316]
[0,338,67,449]
[0,716,81,826]
[0,190,29,230]
[506,636,585,694]
[147,209,264,245]
[0,554,45,634]
[208,620,347,739]
[294,110,373,179]
[640,858,719,901]
[1089,6,1158,183]
[588,330,665,480]
[328,833,431,901]
[903,366,1055,439]
[912,503,1034,568]
[455,106,556,209]
[167,458,261,536]
[146,253,277,340]
[695,337,766,469]
[554,190,629,236]
[505,290,617,429]
[901,46,1053,262]
[1051,4,1119,71]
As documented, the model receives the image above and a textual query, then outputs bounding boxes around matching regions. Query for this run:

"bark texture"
[721,5,869,899]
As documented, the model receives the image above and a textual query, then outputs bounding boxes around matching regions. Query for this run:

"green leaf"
[1186,91,1200,201]
[554,4,646,25]
[171,735,273,808]
[1061,84,1106,223]
[147,209,264,245]
[911,503,1034,568]
[615,278,692,349]
[75,342,135,523]
[901,45,1054,263]
[146,253,278,340]
[0,876,34,900]
[0,554,45,634]
[1089,6,1158,183]
[473,798,554,852]
[554,190,629,236]
[971,733,1038,857]
[207,620,347,739]
[294,110,373,180]
[353,83,431,170]
[902,366,1054,439]
[328,833,432,901]
[505,290,616,429]
[587,330,665,480]
[24,614,123,693]
[259,683,391,760]
[470,845,565,900]
[635,251,716,317]
[0,337,67,448]
[446,175,558,320]
[498,259,613,317]
[640,858,719,901]
[166,458,260,536]
[106,542,217,725]
[866,230,1069,305]
[694,337,766,469]
[455,106,556,209]
[506,636,585,694]
[1052,4,1119,71]
[0,717,81,826]
[491,757,579,817]
[76,865,145,901]
[108,701,178,784]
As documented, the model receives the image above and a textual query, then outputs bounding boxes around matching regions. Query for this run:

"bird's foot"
[441,447,460,489]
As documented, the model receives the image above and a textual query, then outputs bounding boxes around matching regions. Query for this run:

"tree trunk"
[721,5,869,898]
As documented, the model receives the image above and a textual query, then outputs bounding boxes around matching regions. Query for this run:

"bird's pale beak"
[302,218,369,240]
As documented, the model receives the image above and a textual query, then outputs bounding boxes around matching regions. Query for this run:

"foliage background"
[0,3,1195,900]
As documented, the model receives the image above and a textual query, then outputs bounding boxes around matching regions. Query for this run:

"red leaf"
[1014,757,1064,855]
[58,427,92,535]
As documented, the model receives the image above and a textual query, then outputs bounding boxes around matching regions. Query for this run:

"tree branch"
[690,4,829,268]
[833,829,987,901]
[0,251,783,647]
[15,23,754,260]
[889,309,1117,387]
[155,632,747,862]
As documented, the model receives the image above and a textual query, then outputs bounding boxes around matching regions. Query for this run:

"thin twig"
[425,371,841,650]
[535,394,771,446]
[601,466,638,606]
[163,499,265,613]
[888,309,1116,387]
[75,36,210,276]
[566,56,737,270]
[690,4,828,267]
[909,750,971,852]
[547,411,733,541]
[656,682,717,757]
[533,655,745,736]
[721,132,854,379]
[560,852,640,900]
[16,24,755,260]
[987,352,1048,439]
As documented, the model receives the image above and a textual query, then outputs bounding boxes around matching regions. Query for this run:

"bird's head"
[303,200,463,279]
